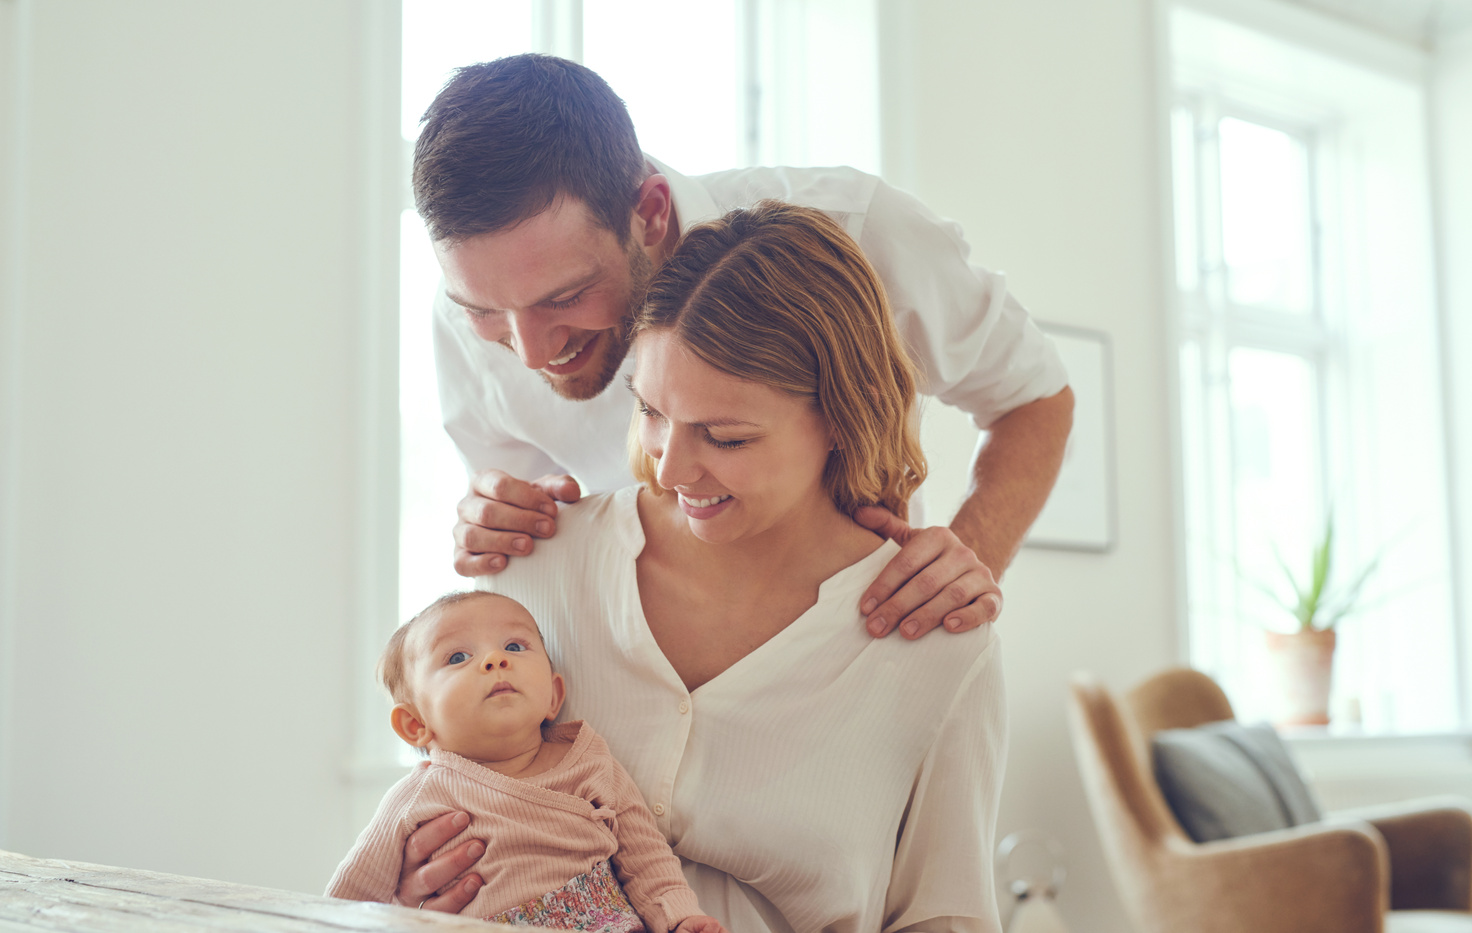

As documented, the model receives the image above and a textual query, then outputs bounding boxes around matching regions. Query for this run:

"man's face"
[435,198,652,401]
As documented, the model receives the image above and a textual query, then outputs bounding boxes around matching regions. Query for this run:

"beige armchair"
[1067,668,1472,933]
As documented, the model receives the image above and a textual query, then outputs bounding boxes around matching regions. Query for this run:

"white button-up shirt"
[481,488,1007,933]
[433,159,1067,495]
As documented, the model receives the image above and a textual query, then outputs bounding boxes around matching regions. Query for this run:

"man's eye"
[546,292,583,310]
[447,651,470,665]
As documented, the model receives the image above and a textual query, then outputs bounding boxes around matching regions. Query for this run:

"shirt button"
[653,803,666,816]
[678,700,690,714]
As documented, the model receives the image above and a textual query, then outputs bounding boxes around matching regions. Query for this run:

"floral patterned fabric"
[492,858,647,933]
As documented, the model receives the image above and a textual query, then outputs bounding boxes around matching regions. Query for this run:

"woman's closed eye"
[705,433,750,450]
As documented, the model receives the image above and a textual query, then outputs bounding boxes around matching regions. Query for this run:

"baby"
[327,591,725,933]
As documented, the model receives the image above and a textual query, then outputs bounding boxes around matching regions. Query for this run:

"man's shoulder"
[697,164,882,218]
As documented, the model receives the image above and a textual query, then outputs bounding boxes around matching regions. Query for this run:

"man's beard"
[538,240,653,402]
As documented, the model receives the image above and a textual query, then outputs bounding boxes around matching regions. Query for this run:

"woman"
[403,202,1005,932]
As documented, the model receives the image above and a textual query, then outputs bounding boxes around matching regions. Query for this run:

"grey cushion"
[1153,721,1323,843]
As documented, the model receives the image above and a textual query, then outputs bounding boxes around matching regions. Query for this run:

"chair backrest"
[1066,673,1198,933]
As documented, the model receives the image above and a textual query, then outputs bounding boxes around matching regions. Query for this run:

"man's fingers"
[852,505,910,544]
[859,530,950,632]
[456,497,556,539]
[417,870,484,914]
[879,562,987,638]
[531,473,582,504]
[468,469,560,518]
[456,524,538,558]
[453,548,507,578]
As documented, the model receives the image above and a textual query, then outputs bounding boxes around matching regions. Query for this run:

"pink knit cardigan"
[326,721,701,931]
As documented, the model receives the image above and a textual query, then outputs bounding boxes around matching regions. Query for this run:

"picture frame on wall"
[1024,324,1117,552]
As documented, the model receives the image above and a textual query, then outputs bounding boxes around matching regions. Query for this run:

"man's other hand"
[853,506,1003,639]
[453,471,582,576]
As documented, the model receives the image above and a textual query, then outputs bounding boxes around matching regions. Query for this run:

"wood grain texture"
[0,849,535,931]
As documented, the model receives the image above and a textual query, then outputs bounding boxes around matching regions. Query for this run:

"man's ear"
[390,703,432,749]
[632,174,673,249]
[545,672,567,723]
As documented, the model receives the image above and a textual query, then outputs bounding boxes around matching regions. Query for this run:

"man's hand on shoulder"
[453,471,582,576]
[853,506,1003,640]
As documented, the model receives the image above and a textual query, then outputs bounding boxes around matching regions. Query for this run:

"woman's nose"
[654,430,699,489]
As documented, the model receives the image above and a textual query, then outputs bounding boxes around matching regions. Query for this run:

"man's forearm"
[949,386,1074,577]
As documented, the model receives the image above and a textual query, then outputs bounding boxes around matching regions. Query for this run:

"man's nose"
[505,311,567,370]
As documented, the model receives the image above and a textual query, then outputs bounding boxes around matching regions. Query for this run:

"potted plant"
[1256,517,1379,726]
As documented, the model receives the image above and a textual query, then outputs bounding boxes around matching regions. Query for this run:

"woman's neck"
[641,488,880,582]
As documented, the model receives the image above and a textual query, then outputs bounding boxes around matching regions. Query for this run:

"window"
[1170,4,1459,733]
[396,1,879,622]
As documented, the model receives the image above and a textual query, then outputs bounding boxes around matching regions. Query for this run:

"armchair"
[1067,668,1472,933]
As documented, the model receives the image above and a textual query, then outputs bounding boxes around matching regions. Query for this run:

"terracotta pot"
[1263,628,1337,726]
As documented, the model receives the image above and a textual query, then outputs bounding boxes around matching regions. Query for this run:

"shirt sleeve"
[432,283,567,480]
[324,767,436,905]
[883,639,1008,933]
[604,753,704,932]
[859,180,1068,430]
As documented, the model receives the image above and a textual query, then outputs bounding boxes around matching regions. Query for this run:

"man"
[397,53,1074,914]
[425,53,1072,640]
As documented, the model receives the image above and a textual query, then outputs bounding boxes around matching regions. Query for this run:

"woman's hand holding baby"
[674,915,729,933]
[854,507,1003,640]
[394,811,485,912]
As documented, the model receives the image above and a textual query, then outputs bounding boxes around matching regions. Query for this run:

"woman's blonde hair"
[628,201,926,519]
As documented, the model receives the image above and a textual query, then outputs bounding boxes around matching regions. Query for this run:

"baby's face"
[400,595,564,760]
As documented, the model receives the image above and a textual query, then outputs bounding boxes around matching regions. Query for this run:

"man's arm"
[952,385,1074,573]
[855,386,1073,638]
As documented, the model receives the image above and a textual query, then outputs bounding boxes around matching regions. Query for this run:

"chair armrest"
[1334,797,1472,911]
[1149,818,1388,933]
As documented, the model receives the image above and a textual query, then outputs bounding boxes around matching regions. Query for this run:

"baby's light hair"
[379,591,541,705]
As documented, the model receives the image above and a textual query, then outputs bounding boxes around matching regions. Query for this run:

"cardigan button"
[678,700,690,714]
[653,803,666,816]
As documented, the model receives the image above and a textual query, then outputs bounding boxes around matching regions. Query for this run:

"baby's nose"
[483,656,509,671]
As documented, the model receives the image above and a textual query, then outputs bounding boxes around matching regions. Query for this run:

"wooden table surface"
[0,849,523,932]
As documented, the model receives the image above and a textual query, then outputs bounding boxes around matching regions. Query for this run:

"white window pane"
[399,209,469,621]
[1227,348,1320,625]
[1219,117,1314,314]
[402,1,535,140]
[582,1,743,174]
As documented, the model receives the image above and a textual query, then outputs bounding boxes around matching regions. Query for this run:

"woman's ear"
[390,703,432,749]
[545,672,567,724]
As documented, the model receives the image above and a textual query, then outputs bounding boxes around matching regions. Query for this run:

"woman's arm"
[883,639,1009,933]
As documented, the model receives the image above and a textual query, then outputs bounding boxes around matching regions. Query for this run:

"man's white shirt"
[432,158,1068,494]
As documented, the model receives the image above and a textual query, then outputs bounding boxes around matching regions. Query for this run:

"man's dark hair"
[412,54,647,244]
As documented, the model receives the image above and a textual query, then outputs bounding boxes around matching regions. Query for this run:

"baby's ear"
[545,672,567,723]
[390,703,432,750]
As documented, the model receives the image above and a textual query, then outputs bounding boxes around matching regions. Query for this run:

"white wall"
[879,2,1179,930]
[0,0,397,894]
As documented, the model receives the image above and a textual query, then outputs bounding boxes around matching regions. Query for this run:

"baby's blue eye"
[447,651,470,664]
[505,642,527,652]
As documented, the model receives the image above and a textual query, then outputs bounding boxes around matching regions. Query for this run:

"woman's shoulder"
[476,487,641,593]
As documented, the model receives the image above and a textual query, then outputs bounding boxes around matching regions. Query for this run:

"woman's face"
[631,330,836,545]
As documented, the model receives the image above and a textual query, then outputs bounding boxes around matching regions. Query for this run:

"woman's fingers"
[415,872,484,914]
[394,813,485,909]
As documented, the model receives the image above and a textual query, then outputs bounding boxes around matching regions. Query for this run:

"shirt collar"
[646,154,721,232]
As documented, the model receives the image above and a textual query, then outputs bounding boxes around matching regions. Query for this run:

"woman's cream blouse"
[480,486,1006,933]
